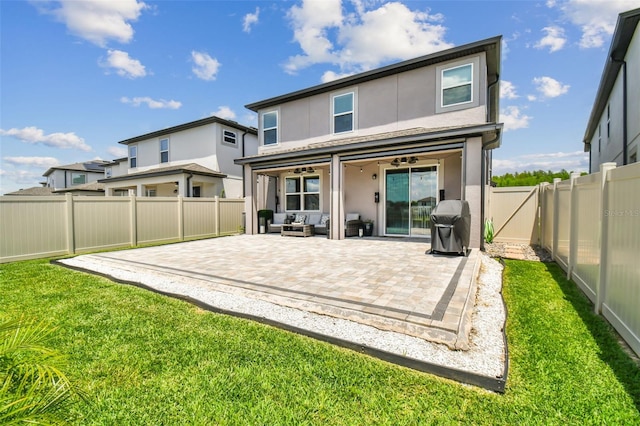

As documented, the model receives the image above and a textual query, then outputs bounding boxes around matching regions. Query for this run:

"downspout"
[186,173,193,197]
[611,57,628,165]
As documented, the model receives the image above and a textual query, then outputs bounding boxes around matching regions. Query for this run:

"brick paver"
[68,234,480,349]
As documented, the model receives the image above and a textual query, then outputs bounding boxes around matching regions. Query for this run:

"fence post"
[551,178,561,261]
[539,183,549,249]
[214,196,220,236]
[65,193,75,255]
[130,195,137,247]
[178,196,184,241]
[595,162,617,314]
[567,172,581,279]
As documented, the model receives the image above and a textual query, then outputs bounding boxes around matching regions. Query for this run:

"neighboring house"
[100,116,258,198]
[584,8,640,172]
[43,160,110,191]
[237,36,502,248]
[4,186,55,196]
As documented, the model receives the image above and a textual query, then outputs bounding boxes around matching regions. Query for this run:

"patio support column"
[330,154,343,240]
[463,136,483,248]
[243,164,256,235]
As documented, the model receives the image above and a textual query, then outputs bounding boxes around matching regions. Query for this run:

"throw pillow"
[320,214,330,225]
[293,214,307,224]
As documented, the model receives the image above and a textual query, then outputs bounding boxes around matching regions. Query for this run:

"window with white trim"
[598,124,601,153]
[606,104,611,142]
[129,145,137,168]
[223,129,237,145]
[160,138,169,163]
[442,63,473,107]
[105,167,112,178]
[71,173,86,185]
[262,111,278,145]
[333,92,354,134]
[285,175,320,211]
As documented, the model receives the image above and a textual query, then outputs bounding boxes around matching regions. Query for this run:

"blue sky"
[1,0,639,194]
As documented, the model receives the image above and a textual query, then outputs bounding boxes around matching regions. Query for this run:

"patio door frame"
[382,164,439,238]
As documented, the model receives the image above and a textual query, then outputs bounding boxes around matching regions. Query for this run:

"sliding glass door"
[385,166,437,237]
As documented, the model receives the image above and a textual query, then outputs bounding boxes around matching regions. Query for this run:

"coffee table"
[281,223,315,237]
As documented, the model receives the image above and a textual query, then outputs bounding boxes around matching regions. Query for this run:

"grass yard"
[1,257,639,424]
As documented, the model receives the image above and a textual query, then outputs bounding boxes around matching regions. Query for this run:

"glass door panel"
[385,169,409,235]
[410,167,438,236]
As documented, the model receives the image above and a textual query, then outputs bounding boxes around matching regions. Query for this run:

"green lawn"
[1,258,639,424]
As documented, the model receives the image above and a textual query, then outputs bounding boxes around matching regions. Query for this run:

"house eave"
[246,35,502,113]
[99,166,227,183]
[582,8,640,146]
[235,123,502,166]
[118,116,257,145]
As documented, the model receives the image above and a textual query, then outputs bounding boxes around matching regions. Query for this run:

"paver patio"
[60,234,480,350]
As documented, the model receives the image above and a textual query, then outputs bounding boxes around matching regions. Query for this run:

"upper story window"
[105,167,112,178]
[129,145,137,168]
[262,111,278,145]
[223,129,237,145]
[442,64,473,107]
[606,104,611,142]
[160,138,169,163]
[333,92,354,134]
[71,173,86,185]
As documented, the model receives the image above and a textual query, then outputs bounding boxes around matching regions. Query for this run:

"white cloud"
[500,80,519,99]
[210,106,236,120]
[107,146,128,158]
[0,126,91,151]
[533,76,570,98]
[102,49,147,78]
[3,156,60,167]
[534,26,566,52]
[555,0,637,49]
[285,0,453,77]
[36,0,148,47]
[493,151,589,174]
[191,51,220,81]
[120,96,182,109]
[321,70,356,83]
[500,106,532,131]
[243,7,260,33]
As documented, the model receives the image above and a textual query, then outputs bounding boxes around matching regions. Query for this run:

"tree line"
[491,169,586,187]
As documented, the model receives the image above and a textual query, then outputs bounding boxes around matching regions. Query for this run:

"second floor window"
[442,64,473,107]
[263,111,278,145]
[129,145,137,168]
[333,92,354,134]
[223,130,237,145]
[160,138,169,163]
[71,173,86,185]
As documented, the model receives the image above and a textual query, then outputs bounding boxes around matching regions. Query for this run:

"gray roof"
[4,186,56,196]
[99,163,226,183]
[236,123,502,165]
[583,8,640,149]
[118,116,257,145]
[246,35,502,125]
[53,182,105,193]
[43,160,110,177]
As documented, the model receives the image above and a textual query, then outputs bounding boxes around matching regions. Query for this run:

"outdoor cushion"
[307,213,322,225]
[320,214,330,225]
[293,214,307,224]
[346,213,360,222]
[273,213,288,224]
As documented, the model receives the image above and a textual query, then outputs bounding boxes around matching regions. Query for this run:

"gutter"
[241,131,248,197]
[186,173,193,197]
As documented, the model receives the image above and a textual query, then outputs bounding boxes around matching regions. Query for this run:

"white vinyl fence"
[0,194,245,263]
[540,162,640,357]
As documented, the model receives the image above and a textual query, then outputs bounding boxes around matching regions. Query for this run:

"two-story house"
[583,8,639,172]
[100,116,258,198]
[236,36,502,248]
[44,160,110,195]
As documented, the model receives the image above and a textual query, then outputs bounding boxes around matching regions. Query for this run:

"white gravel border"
[60,251,506,382]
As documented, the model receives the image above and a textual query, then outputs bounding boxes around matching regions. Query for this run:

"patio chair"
[345,213,363,237]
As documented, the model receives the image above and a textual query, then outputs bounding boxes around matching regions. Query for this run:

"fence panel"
[555,182,571,269]
[602,164,640,356]
[73,197,132,253]
[219,199,245,235]
[541,184,554,253]
[571,173,601,301]
[0,196,69,262]
[136,197,181,245]
[489,187,538,244]
[183,198,217,240]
